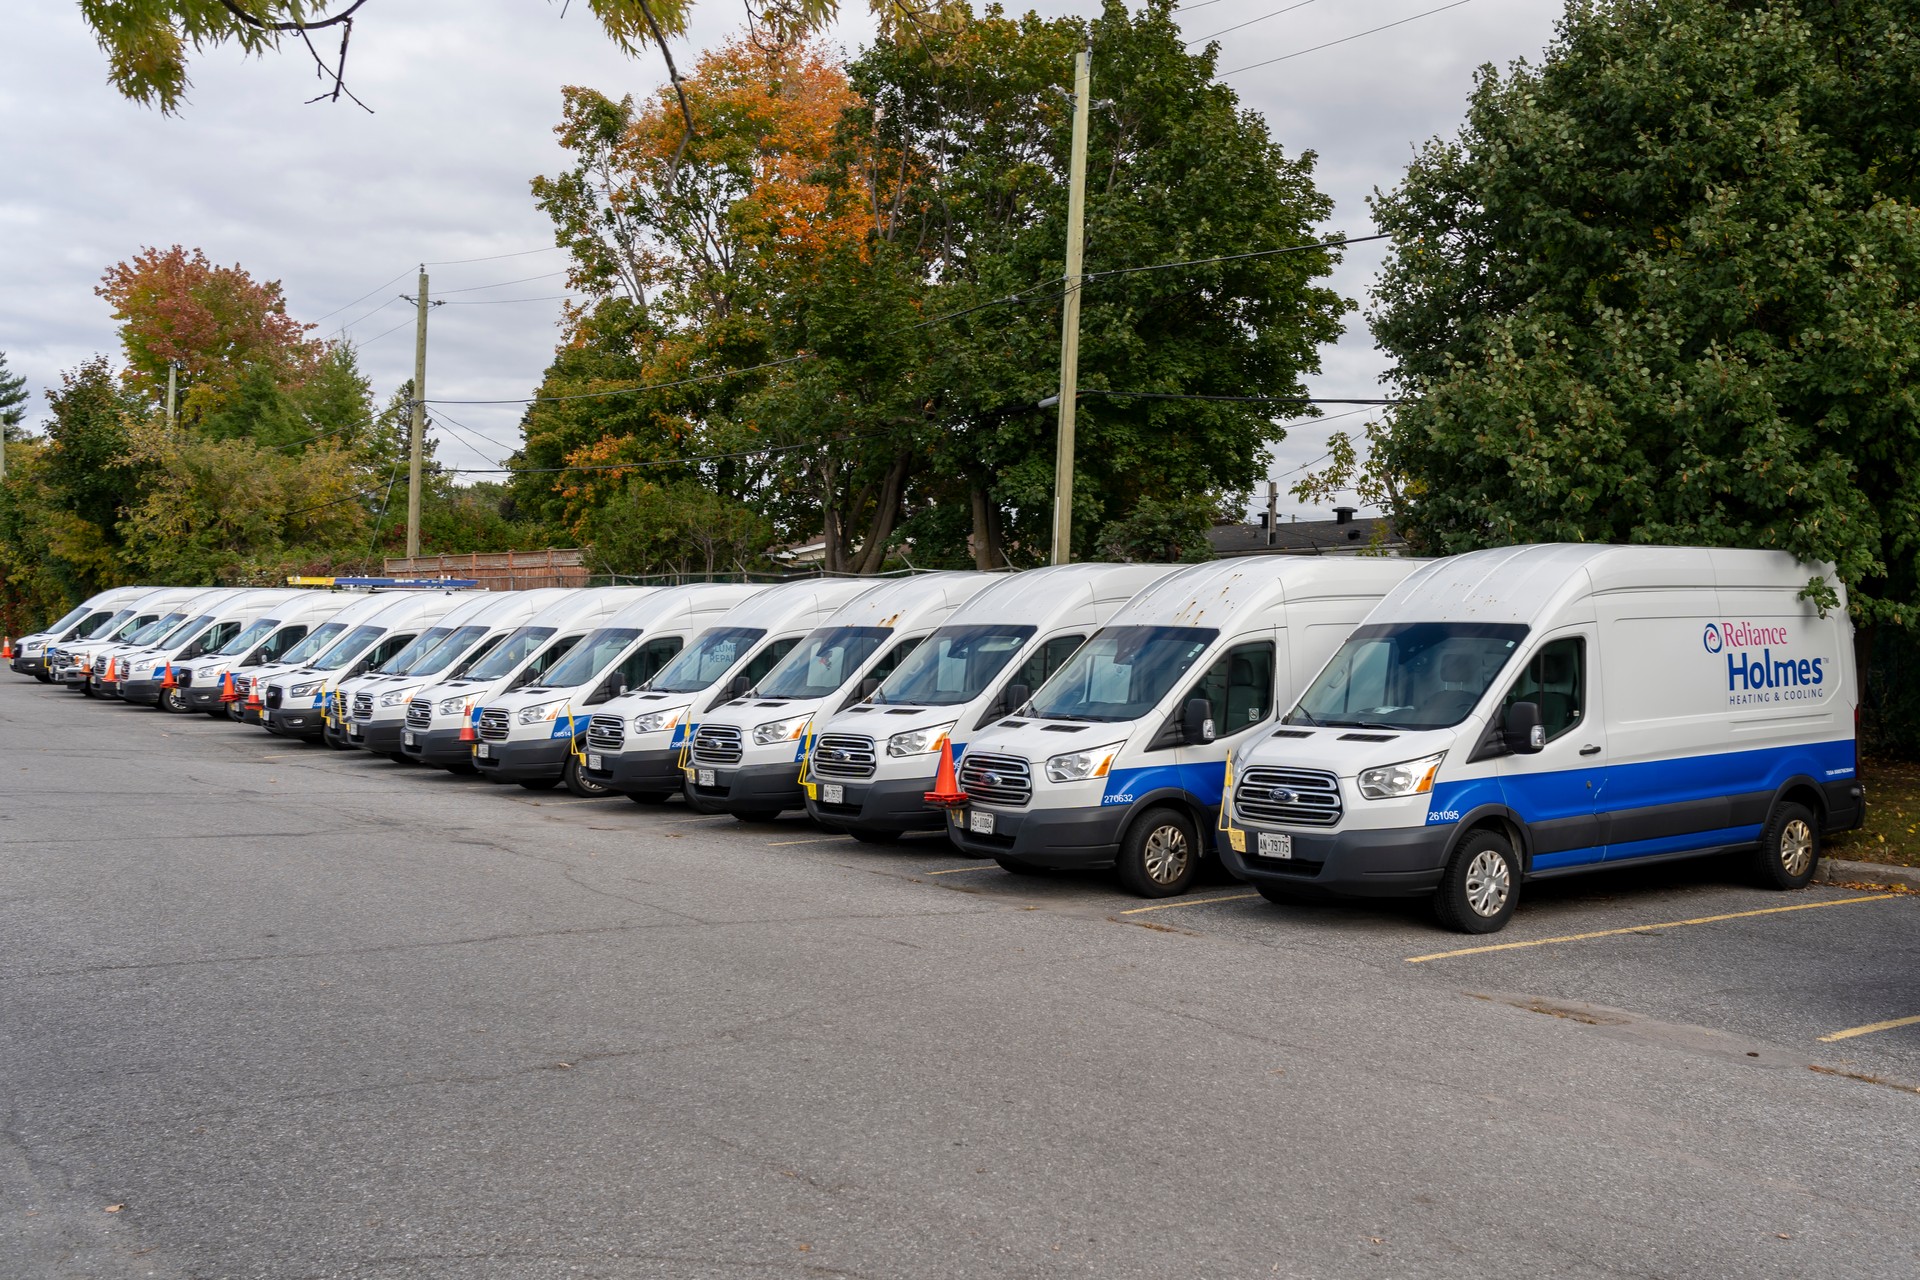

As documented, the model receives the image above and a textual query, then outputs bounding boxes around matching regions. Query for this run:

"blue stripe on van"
[1425,738,1854,868]
[1101,761,1224,808]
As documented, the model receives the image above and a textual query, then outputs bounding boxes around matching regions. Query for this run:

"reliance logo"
[1710,620,1790,651]
[1701,624,1723,654]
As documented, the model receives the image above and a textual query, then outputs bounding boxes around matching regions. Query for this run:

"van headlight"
[23,639,44,654]
[752,713,811,745]
[290,680,321,697]
[519,699,568,726]
[1045,741,1126,783]
[379,685,418,707]
[1357,752,1445,800]
[632,705,689,734]
[438,695,470,715]
[887,721,955,757]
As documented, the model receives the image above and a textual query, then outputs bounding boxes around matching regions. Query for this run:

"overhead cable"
[1221,0,1478,76]
[1185,0,1317,48]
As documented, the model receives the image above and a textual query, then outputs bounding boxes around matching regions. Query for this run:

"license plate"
[1257,831,1293,860]
[404,732,416,747]
[969,810,995,835]
[476,743,490,759]
[697,768,715,787]
[347,726,361,739]
[821,784,844,805]
[587,753,603,770]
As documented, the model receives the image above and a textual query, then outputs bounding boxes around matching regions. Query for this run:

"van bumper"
[806,776,946,835]
[347,720,405,754]
[12,654,47,676]
[403,726,475,768]
[1822,779,1866,835]
[685,761,805,815]
[472,736,570,782]
[584,746,683,797]
[946,804,1131,867]
[265,706,327,739]
[182,685,227,711]
[1218,824,1452,898]
[120,677,164,705]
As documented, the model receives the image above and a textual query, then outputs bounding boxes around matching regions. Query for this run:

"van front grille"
[958,752,1032,807]
[406,698,433,731]
[265,685,284,709]
[811,734,876,780]
[691,723,743,765]
[478,708,511,742]
[352,692,375,721]
[1235,767,1343,828]
[586,714,626,754]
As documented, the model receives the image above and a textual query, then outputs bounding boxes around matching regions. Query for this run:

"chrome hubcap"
[1142,824,1191,885]
[1464,849,1511,917]
[1779,819,1814,877]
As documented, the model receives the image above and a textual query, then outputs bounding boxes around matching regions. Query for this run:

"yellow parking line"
[1406,893,1899,964]
[1118,893,1259,915]
[767,837,847,847]
[925,865,996,875]
[1819,1013,1920,1044]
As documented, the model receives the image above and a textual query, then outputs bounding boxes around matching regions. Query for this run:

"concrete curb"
[1816,856,1920,892]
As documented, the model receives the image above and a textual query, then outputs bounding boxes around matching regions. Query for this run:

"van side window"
[864,637,923,688]
[980,635,1084,726]
[513,635,580,689]
[1187,641,1277,737]
[615,637,684,691]
[742,637,799,686]
[450,633,504,678]
[360,634,413,673]
[1502,637,1584,742]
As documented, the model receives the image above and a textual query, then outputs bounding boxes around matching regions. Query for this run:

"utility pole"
[1050,48,1092,567]
[166,361,179,436]
[407,266,428,561]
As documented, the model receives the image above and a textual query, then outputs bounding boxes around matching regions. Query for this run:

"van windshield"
[1288,622,1529,730]
[756,626,891,698]
[219,618,278,656]
[310,624,386,671]
[127,612,187,645]
[1029,625,1218,722]
[463,627,555,681]
[405,625,491,677]
[648,626,769,693]
[159,614,214,650]
[539,627,640,688]
[375,626,453,675]
[278,621,348,666]
[47,604,92,633]
[878,624,1036,706]
[83,609,136,640]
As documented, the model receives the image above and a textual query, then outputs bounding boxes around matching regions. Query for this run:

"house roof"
[1207,516,1404,557]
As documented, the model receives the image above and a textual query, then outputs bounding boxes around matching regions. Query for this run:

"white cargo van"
[581,578,876,802]
[948,557,1424,896]
[802,564,1177,843]
[1220,544,1863,933]
[99,587,246,700]
[48,589,175,689]
[120,589,303,710]
[75,588,212,696]
[261,591,472,740]
[11,586,152,680]
[402,587,655,772]
[340,590,565,759]
[475,584,766,793]
[210,592,375,722]
[684,572,999,822]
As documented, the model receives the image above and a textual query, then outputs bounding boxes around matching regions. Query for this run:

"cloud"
[0,0,1561,514]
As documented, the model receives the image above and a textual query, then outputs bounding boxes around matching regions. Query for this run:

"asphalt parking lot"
[3,678,1917,1279]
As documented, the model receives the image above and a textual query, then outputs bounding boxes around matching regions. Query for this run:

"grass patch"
[1826,757,1920,869]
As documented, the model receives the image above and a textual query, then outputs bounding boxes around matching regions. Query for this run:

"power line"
[1222,0,1479,76]
[1185,0,1316,48]
[353,314,418,347]
[437,295,576,306]
[1086,233,1386,279]
[423,245,565,267]
[443,432,884,476]
[435,270,570,296]
[1081,391,1398,404]
[310,268,414,326]
[333,294,406,335]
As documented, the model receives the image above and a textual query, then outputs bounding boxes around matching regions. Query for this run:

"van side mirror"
[726,674,751,700]
[859,676,881,699]
[1182,697,1216,745]
[1004,683,1030,716]
[1504,701,1545,754]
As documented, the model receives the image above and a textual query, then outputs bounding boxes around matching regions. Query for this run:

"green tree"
[0,350,27,441]
[584,477,771,576]
[1354,0,1920,626]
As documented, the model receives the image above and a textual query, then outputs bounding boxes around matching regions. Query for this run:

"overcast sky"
[0,0,1562,519]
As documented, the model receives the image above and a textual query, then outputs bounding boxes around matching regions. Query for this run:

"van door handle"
[1579,744,1601,756]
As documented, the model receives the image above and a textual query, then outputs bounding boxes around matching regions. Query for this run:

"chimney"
[1332,506,1357,525]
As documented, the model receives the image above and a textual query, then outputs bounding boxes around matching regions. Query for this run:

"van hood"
[1234,724,1466,781]
[817,702,970,745]
[961,715,1139,765]
[696,695,824,732]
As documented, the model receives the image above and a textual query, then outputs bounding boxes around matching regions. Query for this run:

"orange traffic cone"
[923,742,969,808]
[161,662,176,689]
[2,637,12,660]
[219,671,238,702]
[245,682,264,711]
[103,657,117,684]
[458,705,478,742]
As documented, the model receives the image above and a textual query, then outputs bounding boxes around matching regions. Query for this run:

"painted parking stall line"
[1405,893,1900,964]
[1118,893,1259,915]
[1819,1013,1920,1044]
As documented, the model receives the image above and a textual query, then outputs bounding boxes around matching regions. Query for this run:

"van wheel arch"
[1445,806,1532,877]
[1115,788,1208,856]
[1771,776,1827,828]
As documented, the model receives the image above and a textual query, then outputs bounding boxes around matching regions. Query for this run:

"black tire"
[993,855,1044,876]
[626,790,671,805]
[1433,828,1521,934]
[161,686,190,714]
[564,754,613,797]
[1754,800,1820,890]
[732,809,782,823]
[1115,807,1201,898]
[517,777,560,791]
[849,829,902,845]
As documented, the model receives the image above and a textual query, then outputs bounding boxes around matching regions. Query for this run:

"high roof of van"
[1107,556,1425,630]
[820,571,1000,629]
[602,581,767,629]
[694,577,875,632]
[353,589,479,629]
[939,562,1175,629]
[521,586,656,631]
[1379,543,1842,627]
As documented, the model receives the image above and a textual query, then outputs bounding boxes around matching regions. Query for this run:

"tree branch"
[634,0,695,194]
[217,0,373,32]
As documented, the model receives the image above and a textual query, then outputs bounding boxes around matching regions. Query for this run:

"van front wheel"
[1755,801,1820,890]
[564,755,612,798]
[1433,829,1519,934]
[1116,808,1199,898]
